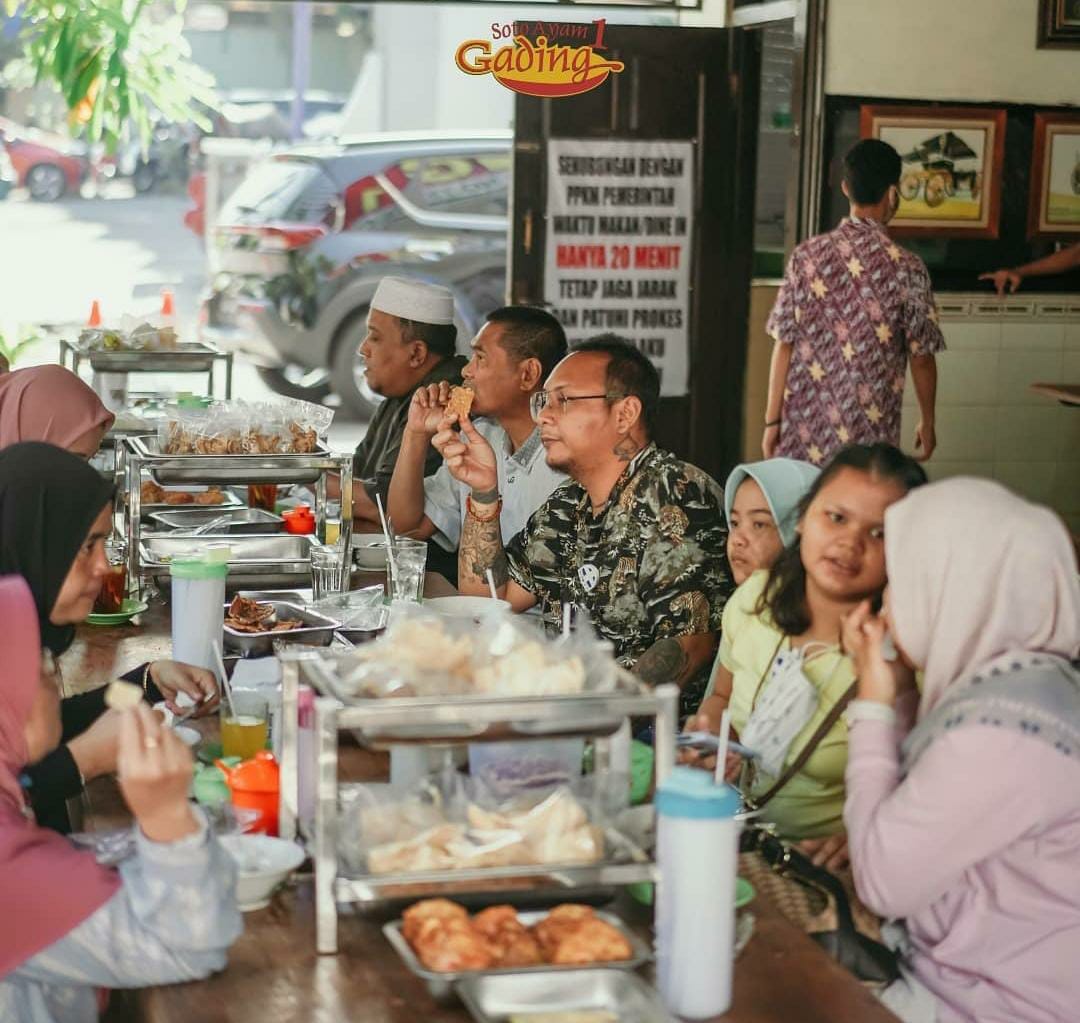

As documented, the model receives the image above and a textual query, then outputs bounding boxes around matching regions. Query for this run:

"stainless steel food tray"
[136,487,243,514]
[457,969,673,1023]
[149,507,283,533]
[82,343,219,373]
[338,826,654,909]
[223,601,339,656]
[304,651,648,744]
[383,910,651,1002]
[141,532,314,567]
[129,435,337,485]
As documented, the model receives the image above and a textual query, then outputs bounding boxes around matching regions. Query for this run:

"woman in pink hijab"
[842,478,1080,1023]
[0,365,114,457]
[0,575,240,1022]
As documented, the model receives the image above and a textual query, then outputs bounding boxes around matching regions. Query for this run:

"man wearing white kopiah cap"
[332,276,466,531]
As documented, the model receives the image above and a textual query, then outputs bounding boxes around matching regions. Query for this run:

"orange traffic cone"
[160,289,175,319]
[87,300,102,327]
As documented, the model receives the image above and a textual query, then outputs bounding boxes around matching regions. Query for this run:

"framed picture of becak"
[1037,0,1080,48]
[859,104,1006,239]
[1028,111,1080,239]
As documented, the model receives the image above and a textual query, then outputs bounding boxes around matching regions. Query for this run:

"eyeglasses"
[529,390,625,421]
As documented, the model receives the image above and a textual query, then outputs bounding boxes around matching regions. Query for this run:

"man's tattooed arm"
[634,633,718,690]
[458,500,509,596]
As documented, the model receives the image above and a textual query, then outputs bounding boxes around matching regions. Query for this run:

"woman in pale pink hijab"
[0,365,114,457]
[0,574,240,1022]
[842,477,1080,1023]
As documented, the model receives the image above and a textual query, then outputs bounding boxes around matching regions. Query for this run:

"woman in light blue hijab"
[724,457,819,585]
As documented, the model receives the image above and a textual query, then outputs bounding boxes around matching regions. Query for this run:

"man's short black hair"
[843,139,902,205]
[570,334,660,438]
[399,317,457,358]
[485,305,568,380]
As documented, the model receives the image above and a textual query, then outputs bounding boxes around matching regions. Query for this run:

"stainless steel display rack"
[59,339,234,398]
[120,435,353,598]
[276,647,677,955]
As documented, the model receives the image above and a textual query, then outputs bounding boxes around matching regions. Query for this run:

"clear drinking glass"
[221,691,269,760]
[310,540,351,605]
[385,537,426,603]
[94,538,128,613]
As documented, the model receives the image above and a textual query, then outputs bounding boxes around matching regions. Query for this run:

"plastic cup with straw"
[211,638,237,723]
[485,568,499,602]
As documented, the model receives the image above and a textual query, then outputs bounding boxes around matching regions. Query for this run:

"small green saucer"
[86,599,149,626]
[627,876,755,909]
[197,741,224,765]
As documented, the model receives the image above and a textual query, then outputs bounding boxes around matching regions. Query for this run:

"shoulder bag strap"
[745,679,857,811]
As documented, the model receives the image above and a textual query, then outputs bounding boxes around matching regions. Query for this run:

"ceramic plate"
[85,599,149,626]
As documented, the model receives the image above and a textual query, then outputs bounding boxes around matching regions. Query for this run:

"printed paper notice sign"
[544,139,694,397]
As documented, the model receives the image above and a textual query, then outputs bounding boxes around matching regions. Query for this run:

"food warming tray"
[81,342,219,373]
[136,486,244,514]
[304,650,648,745]
[456,969,674,1023]
[129,435,335,485]
[140,534,315,592]
[148,507,284,533]
[382,910,651,1002]
[223,601,339,656]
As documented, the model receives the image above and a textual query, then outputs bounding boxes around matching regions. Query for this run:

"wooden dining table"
[68,574,898,1023]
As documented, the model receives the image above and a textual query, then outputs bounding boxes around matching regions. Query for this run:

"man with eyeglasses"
[432,334,732,718]
[387,307,569,577]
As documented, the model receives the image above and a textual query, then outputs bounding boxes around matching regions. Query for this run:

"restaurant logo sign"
[455,20,624,98]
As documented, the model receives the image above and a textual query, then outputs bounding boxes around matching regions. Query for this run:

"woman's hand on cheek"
[842,600,898,706]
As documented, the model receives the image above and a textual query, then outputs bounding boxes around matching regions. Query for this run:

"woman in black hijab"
[0,443,219,830]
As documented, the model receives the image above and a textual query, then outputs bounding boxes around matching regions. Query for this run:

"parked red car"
[0,117,89,201]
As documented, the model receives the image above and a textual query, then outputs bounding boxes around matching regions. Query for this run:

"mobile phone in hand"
[676,732,757,759]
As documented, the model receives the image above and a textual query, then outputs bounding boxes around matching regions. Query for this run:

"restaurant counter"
[68,575,898,1023]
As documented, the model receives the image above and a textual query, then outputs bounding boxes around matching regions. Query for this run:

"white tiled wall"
[900,294,1080,533]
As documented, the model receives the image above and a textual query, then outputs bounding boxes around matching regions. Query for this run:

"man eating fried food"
[328,276,466,532]
[387,306,569,580]
[432,335,733,720]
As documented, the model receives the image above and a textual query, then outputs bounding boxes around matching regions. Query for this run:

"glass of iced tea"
[221,692,269,760]
[94,539,128,614]
[247,484,278,512]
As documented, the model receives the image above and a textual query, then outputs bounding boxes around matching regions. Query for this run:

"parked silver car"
[200,131,511,415]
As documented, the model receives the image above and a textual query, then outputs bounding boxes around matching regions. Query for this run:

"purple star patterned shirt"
[766,217,945,465]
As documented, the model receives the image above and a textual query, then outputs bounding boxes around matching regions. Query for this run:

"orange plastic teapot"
[282,504,315,535]
[215,750,280,836]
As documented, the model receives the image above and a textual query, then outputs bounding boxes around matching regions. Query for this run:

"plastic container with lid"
[282,504,315,535]
[216,750,281,836]
[655,766,741,1019]
[170,553,228,675]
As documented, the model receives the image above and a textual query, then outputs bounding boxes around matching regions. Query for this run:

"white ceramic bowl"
[353,533,389,571]
[218,834,306,911]
[173,725,200,747]
[423,595,512,621]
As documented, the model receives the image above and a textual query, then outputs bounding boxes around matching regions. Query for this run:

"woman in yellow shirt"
[690,444,926,867]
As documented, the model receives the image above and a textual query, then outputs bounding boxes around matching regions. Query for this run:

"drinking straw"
[212,639,237,721]
[375,492,397,589]
[485,568,498,601]
[561,602,572,638]
[714,709,731,786]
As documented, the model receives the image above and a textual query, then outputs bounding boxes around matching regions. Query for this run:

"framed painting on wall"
[859,105,1006,239]
[1037,0,1080,48]
[1028,111,1080,239]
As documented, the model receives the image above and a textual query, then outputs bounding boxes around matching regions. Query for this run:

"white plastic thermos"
[169,554,228,674]
[656,766,742,1018]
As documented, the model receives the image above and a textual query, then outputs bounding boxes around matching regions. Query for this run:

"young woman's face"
[799,467,907,605]
[22,664,62,764]
[727,478,785,585]
[50,504,112,624]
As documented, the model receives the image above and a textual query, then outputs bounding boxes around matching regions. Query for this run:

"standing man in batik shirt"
[431,335,733,718]
[763,139,946,466]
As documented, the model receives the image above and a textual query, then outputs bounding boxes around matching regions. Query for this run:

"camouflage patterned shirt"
[504,444,733,715]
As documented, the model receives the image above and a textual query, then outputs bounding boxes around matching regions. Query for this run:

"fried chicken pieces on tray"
[399,899,632,974]
[224,595,302,634]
